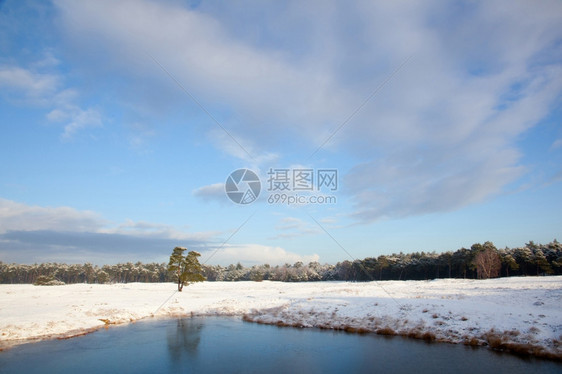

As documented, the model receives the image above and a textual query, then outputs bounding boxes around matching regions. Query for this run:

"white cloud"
[200,243,319,266]
[0,198,106,234]
[46,108,68,122]
[60,107,103,140]
[1,199,310,265]
[270,216,320,239]
[127,122,156,151]
[276,217,305,231]
[0,199,212,264]
[0,62,103,140]
[347,147,525,221]
[54,0,352,146]
[207,128,279,168]
[551,139,562,150]
[0,198,217,241]
[102,219,218,242]
[193,183,226,203]
[0,65,58,102]
[53,0,562,222]
[31,50,61,69]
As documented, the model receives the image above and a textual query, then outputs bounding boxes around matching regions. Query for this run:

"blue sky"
[0,0,561,266]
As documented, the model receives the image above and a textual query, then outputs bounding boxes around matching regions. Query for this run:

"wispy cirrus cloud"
[0,62,103,140]
[52,0,562,224]
[0,65,58,101]
[551,139,562,150]
[269,216,320,240]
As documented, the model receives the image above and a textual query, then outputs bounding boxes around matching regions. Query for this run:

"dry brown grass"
[463,337,481,346]
[505,329,520,337]
[376,327,396,336]
[421,331,436,342]
[486,334,503,349]
[241,316,561,361]
[407,330,420,339]
[483,330,562,361]
[343,326,357,333]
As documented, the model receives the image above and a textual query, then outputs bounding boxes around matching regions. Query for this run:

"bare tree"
[474,248,501,279]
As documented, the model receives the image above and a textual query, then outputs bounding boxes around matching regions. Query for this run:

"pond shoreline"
[2,312,561,362]
[1,278,561,360]
[3,316,561,374]
[241,313,562,361]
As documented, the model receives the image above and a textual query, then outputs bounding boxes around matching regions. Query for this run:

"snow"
[1,277,561,358]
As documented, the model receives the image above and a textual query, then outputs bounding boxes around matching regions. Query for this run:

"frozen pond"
[0,317,560,373]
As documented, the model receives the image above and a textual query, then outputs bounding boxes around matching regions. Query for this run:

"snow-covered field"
[1,277,561,359]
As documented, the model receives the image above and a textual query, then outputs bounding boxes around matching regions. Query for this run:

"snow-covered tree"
[500,250,519,277]
[533,249,553,275]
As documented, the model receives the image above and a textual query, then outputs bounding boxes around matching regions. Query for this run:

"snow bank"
[1,277,561,359]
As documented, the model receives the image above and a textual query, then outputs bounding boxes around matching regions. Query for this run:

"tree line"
[1,240,560,284]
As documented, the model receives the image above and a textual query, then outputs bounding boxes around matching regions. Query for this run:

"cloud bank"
[0,199,315,266]
[51,0,562,223]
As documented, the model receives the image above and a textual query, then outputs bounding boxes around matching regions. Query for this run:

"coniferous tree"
[167,247,205,291]
[500,251,519,277]
[534,249,553,275]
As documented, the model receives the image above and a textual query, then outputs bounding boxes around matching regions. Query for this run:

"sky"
[0,0,561,266]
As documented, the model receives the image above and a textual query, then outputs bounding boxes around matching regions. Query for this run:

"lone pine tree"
[167,247,205,291]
